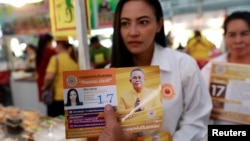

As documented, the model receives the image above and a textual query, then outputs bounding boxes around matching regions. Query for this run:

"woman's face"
[120,0,162,55]
[26,47,33,54]
[225,19,250,58]
[69,91,77,102]
[56,43,63,53]
[46,41,53,48]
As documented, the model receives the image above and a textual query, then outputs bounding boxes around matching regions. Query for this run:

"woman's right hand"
[98,105,137,141]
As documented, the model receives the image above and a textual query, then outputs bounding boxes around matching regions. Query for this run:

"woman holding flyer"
[202,11,250,87]
[201,11,250,125]
[97,0,212,141]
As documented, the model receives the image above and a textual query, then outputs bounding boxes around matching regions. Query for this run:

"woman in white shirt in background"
[201,11,250,125]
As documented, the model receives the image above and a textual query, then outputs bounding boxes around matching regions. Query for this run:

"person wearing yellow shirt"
[185,30,216,60]
[117,67,161,116]
[43,41,79,117]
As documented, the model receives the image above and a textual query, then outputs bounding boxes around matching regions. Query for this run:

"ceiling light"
[0,0,43,8]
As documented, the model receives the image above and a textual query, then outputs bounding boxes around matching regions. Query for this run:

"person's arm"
[173,57,212,141]
[42,56,56,91]
[206,38,216,50]
[98,104,136,141]
[42,72,55,90]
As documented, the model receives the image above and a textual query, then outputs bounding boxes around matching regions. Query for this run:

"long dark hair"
[67,43,78,63]
[26,44,36,52]
[65,89,81,106]
[36,34,53,66]
[223,11,250,35]
[111,0,166,67]
[57,40,78,63]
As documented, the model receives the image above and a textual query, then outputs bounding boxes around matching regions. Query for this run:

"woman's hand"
[98,104,137,141]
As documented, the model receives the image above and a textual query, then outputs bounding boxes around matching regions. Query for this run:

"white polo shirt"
[152,43,212,141]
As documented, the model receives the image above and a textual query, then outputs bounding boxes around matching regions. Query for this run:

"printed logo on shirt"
[66,75,77,86]
[161,83,175,100]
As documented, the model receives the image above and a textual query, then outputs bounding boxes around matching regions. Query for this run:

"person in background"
[67,43,78,63]
[24,44,36,73]
[98,0,112,23]
[185,30,216,60]
[43,40,79,117]
[99,0,111,13]
[166,31,173,48]
[89,36,111,69]
[35,34,56,103]
[201,11,250,124]
[96,0,212,141]
[64,88,83,106]
[176,42,185,52]
[0,62,12,106]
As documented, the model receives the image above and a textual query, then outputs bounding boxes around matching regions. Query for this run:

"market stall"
[0,105,86,141]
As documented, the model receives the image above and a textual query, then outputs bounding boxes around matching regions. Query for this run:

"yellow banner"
[49,0,76,37]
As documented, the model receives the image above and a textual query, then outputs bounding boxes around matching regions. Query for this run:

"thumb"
[104,104,117,125]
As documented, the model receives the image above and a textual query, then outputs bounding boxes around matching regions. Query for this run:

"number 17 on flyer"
[63,68,117,139]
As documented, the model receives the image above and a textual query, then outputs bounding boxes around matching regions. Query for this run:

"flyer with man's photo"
[63,66,162,139]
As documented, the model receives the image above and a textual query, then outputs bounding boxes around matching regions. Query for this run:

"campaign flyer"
[63,66,162,139]
[209,62,250,124]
